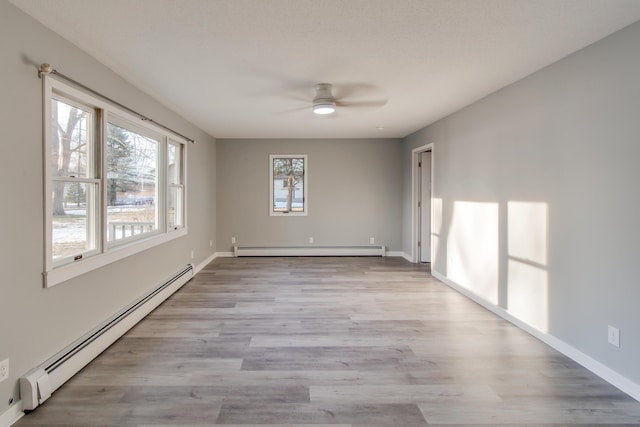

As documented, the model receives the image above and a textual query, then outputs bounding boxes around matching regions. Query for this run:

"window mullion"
[51,177,100,184]
[98,108,107,255]
[158,137,167,233]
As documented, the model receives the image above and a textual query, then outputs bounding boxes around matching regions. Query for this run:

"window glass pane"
[167,186,183,229]
[272,157,305,213]
[52,182,97,260]
[50,98,93,178]
[106,122,159,242]
[167,142,182,185]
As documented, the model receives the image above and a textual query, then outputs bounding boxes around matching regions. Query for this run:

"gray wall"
[216,138,402,252]
[0,1,216,413]
[403,21,640,384]
[2,0,639,416]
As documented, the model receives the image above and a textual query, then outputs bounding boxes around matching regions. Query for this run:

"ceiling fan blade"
[337,99,388,108]
[332,83,385,100]
[282,94,310,102]
[273,105,310,115]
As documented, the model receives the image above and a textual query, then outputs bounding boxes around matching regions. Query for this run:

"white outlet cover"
[608,325,620,348]
[0,358,9,383]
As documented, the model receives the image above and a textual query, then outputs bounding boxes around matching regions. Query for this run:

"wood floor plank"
[215,402,428,425]
[240,345,421,371]
[119,384,310,404]
[310,384,503,404]
[419,401,640,424]
[14,256,640,426]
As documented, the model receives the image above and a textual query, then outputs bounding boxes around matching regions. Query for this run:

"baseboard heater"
[19,264,194,411]
[233,245,386,257]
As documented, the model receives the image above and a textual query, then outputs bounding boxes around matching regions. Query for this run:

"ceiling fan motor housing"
[313,83,336,113]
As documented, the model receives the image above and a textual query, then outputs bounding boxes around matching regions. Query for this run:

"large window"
[269,154,307,216]
[44,77,187,287]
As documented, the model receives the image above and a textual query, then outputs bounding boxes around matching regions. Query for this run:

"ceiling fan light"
[313,103,336,115]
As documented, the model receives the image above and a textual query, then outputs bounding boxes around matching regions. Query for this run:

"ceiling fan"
[311,83,387,115]
[277,82,387,115]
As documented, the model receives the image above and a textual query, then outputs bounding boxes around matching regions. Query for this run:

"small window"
[269,155,307,216]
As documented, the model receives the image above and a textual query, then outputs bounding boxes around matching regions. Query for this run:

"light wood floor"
[16,257,640,426]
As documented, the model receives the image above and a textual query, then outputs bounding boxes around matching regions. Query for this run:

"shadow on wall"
[433,199,549,333]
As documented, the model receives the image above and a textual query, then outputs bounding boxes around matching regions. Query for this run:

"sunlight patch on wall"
[431,198,442,266]
[508,201,547,265]
[507,201,549,332]
[508,260,548,332]
[448,201,499,305]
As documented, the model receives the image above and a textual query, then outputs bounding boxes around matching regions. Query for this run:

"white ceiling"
[10,0,640,139]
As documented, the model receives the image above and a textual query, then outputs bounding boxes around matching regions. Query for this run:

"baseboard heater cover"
[233,245,386,257]
[19,264,194,411]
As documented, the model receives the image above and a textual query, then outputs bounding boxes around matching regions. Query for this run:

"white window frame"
[43,76,188,288]
[167,139,186,231]
[269,154,308,216]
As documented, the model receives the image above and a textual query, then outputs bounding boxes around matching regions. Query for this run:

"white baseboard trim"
[400,252,414,263]
[195,252,217,272]
[431,269,640,402]
[213,251,234,258]
[0,401,23,427]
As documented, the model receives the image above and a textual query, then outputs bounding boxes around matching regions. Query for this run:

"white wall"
[403,21,640,386]
[216,138,402,252]
[0,0,216,416]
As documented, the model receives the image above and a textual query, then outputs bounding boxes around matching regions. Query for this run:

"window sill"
[43,227,188,288]
[269,212,308,217]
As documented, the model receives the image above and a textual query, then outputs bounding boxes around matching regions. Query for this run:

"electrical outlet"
[309,237,314,244]
[190,250,195,259]
[370,237,375,244]
[0,358,9,383]
[231,237,236,244]
[209,239,213,248]
[608,325,620,348]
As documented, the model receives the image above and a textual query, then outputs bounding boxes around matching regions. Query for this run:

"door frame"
[411,143,434,263]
